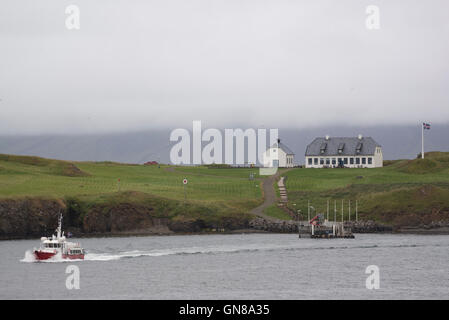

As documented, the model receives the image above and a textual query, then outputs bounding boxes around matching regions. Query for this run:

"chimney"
[277,138,280,143]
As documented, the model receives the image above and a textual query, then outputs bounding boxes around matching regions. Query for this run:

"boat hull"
[34,250,84,260]
[62,253,85,260]
[34,250,56,260]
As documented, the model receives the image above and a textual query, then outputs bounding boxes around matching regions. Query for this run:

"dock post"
[308,200,310,222]
[349,200,351,221]
[297,210,301,239]
[341,199,344,223]
[334,200,336,223]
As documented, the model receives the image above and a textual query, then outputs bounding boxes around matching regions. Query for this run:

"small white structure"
[263,139,295,168]
[305,135,383,168]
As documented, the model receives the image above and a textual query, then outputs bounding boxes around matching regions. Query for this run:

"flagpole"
[422,123,424,159]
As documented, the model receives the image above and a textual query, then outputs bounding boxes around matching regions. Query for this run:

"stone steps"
[277,176,288,202]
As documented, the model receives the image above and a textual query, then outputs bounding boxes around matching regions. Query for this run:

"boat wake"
[21,242,441,263]
[84,246,265,261]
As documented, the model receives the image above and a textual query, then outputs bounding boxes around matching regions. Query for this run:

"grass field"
[1,152,449,228]
[264,204,292,220]
[283,152,449,226]
[0,155,262,202]
[0,154,264,229]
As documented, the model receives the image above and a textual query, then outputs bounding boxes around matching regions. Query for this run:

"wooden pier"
[298,221,354,239]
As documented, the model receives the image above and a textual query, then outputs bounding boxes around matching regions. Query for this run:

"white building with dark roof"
[263,139,295,168]
[305,135,383,168]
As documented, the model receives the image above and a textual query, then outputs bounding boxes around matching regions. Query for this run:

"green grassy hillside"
[0,154,261,202]
[0,154,263,235]
[284,152,449,227]
[2,152,449,234]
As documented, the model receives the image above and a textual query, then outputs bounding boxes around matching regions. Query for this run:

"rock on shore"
[249,217,298,233]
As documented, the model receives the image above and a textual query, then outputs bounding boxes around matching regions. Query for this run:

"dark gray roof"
[305,137,381,156]
[271,142,295,155]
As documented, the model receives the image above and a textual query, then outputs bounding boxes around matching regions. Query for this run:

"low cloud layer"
[1,0,449,134]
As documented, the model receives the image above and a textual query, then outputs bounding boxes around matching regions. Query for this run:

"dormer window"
[356,142,362,153]
[320,143,327,154]
[338,143,345,154]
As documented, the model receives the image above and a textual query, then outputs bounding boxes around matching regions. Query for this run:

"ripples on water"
[2,233,449,299]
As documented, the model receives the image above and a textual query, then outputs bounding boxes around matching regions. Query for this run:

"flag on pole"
[421,122,431,159]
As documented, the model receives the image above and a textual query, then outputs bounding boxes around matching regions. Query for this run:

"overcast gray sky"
[1,0,448,135]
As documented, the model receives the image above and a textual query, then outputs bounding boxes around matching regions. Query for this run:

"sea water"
[1,233,448,299]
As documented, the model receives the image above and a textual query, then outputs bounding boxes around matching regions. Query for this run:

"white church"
[263,139,295,168]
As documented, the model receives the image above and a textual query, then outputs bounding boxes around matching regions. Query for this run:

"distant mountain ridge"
[0,125,448,164]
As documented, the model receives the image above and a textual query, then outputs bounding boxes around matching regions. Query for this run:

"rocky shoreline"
[3,222,449,240]
[247,217,449,235]
[248,217,394,234]
[2,198,449,240]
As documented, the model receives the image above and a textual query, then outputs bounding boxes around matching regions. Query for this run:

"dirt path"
[250,169,292,221]
[164,165,292,221]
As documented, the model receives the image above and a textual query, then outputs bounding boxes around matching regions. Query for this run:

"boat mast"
[56,213,62,239]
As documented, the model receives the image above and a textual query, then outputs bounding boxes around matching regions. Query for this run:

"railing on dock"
[298,221,354,239]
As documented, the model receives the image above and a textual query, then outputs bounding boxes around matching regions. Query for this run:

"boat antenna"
[56,212,63,239]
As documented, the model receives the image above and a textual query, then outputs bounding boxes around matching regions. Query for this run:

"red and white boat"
[33,214,85,260]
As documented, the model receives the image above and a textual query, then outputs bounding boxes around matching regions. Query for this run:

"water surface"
[1,233,448,299]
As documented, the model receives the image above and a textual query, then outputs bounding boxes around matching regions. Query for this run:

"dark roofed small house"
[305,135,382,168]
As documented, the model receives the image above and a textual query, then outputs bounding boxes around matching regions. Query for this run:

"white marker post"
[183,178,188,203]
